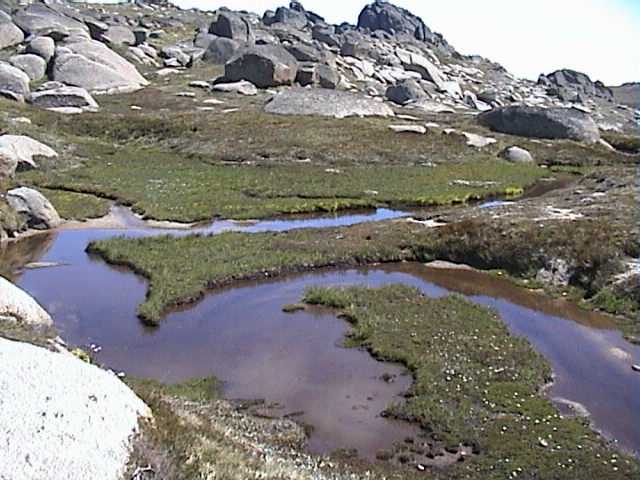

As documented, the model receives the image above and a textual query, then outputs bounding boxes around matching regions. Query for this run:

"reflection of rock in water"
[0,233,56,281]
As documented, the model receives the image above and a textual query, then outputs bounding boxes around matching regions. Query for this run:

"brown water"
[2,209,639,458]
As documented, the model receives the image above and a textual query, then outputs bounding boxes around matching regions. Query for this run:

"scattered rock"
[632,365,640,373]
[27,86,99,112]
[188,80,210,89]
[312,24,341,48]
[103,25,136,46]
[0,61,30,98]
[385,79,427,105]
[51,40,148,94]
[0,135,57,176]
[462,132,496,148]
[358,0,434,43]
[286,42,332,65]
[9,54,47,81]
[412,100,455,114]
[396,49,446,89]
[212,80,258,96]
[540,69,614,102]
[225,45,298,88]
[12,3,89,39]
[203,37,241,64]
[478,106,601,143]
[536,258,573,287]
[388,124,426,134]
[6,187,62,230]
[310,63,341,89]
[0,18,24,50]
[209,11,253,42]
[500,146,534,163]
[0,277,52,326]
[0,337,151,480]
[265,88,394,118]
[25,36,55,62]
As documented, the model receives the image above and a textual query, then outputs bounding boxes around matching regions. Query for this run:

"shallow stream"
[2,202,638,459]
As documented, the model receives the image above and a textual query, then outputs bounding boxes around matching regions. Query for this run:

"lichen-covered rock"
[209,10,252,42]
[28,85,99,112]
[265,88,394,118]
[51,40,148,94]
[0,61,30,98]
[0,338,152,480]
[26,36,55,62]
[0,135,58,177]
[212,80,258,96]
[9,54,47,81]
[6,187,61,230]
[500,146,534,163]
[386,79,427,105]
[0,277,52,326]
[203,36,241,64]
[478,106,601,143]
[12,3,88,38]
[0,17,23,50]
[225,45,298,88]
[536,258,573,287]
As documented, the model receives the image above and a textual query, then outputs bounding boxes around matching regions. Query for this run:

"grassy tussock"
[304,285,640,478]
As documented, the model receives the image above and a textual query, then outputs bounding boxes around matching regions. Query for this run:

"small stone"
[388,125,427,134]
[212,80,258,96]
[632,364,640,373]
[500,146,534,163]
[188,81,210,89]
[539,439,549,448]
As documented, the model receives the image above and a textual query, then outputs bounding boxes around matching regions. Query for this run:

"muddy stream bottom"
[1,216,639,459]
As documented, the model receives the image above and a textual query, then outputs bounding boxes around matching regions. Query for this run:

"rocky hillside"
[612,82,640,109]
[0,0,636,129]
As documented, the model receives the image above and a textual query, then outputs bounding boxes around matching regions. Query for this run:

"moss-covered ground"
[23,154,545,221]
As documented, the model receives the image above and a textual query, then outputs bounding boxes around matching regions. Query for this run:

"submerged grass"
[304,285,640,478]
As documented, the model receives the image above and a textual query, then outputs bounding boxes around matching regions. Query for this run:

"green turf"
[303,285,640,479]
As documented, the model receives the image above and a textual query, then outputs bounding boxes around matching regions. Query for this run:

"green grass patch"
[304,285,640,478]
[36,188,111,221]
[88,212,638,330]
[127,376,220,404]
[22,150,546,222]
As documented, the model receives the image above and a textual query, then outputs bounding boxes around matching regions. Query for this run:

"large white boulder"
[51,40,149,94]
[0,17,24,50]
[265,88,395,118]
[0,61,30,98]
[7,187,62,230]
[28,85,99,113]
[0,276,52,326]
[0,135,58,176]
[0,338,152,480]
